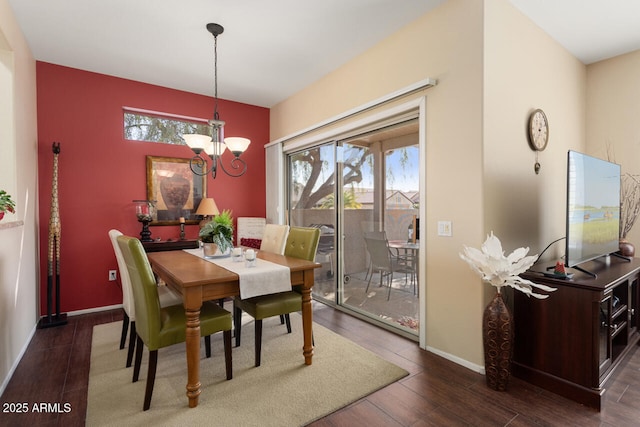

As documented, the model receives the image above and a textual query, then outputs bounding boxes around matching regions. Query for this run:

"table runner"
[183,248,291,299]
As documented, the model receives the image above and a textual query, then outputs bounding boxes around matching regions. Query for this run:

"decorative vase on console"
[619,239,635,257]
[460,232,556,391]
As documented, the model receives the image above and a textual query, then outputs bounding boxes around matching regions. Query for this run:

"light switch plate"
[438,221,452,236]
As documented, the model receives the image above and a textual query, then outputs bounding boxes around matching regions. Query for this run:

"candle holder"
[244,249,257,268]
[231,247,243,262]
[134,200,156,242]
[179,217,186,240]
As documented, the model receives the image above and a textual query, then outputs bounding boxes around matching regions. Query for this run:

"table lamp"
[195,197,220,228]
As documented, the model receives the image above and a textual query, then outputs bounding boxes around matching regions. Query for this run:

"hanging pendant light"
[183,23,250,178]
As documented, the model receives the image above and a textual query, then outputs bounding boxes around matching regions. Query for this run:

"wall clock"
[528,109,548,174]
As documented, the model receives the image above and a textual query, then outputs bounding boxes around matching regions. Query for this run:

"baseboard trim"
[426,345,485,375]
[0,323,37,397]
[65,304,123,317]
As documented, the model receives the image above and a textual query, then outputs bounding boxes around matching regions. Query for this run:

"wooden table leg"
[184,289,202,408]
[301,269,314,365]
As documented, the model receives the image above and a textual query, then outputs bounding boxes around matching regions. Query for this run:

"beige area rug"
[86,313,408,426]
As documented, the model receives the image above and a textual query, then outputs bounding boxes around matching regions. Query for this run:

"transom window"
[123,108,209,145]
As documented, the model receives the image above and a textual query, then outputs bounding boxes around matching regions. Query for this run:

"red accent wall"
[36,62,268,313]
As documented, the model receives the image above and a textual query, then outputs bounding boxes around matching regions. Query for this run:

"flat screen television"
[565,150,621,270]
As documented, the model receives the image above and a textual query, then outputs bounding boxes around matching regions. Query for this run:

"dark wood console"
[514,257,640,410]
[142,239,199,253]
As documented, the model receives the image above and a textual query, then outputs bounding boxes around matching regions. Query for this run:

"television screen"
[566,151,621,268]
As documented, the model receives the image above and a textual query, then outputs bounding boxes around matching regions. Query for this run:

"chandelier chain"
[213,32,219,120]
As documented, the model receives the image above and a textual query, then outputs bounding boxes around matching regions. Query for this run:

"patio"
[313,268,419,333]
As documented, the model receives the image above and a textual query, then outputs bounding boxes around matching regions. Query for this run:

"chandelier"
[183,23,250,178]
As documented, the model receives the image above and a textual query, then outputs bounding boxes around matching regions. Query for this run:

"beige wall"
[586,49,640,246]
[271,0,591,370]
[0,0,39,393]
[484,3,586,256]
[272,0,487,367]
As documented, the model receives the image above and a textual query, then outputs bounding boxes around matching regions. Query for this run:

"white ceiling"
[7,0,640,108]
[508,0,640,65]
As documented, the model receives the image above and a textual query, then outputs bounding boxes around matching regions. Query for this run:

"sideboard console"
[142,239,199,253]
[515,257,640,410]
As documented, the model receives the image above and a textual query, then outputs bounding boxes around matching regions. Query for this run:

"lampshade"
[205,141,227,157]
[183,134,211,155]
[195,198,220,216]
[224,137,251,156]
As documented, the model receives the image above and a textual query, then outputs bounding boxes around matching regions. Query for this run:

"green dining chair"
[108,229,183,368]
[117,235,233,411]
[233,226,320,367]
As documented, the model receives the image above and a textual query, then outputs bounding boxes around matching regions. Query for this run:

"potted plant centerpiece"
[199,209,234,257]
[460,232,556,391]
[0,190,16,221]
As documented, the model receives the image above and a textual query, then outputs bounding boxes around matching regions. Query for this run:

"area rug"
[86,313,408,426]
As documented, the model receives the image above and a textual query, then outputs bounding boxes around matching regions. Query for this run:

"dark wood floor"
[2,303,640,426]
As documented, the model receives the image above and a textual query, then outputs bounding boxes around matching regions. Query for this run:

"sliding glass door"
[287,144,337,298]
[286,120,420,337]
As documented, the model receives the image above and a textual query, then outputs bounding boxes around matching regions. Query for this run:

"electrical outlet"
[109,270,117,281]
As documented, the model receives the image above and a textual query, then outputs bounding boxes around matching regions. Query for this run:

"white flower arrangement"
[460,232,556,299]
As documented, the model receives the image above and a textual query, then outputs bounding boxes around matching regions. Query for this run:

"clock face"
[528,109,548,151]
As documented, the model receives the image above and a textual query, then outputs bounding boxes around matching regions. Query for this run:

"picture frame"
[146,156,206,225]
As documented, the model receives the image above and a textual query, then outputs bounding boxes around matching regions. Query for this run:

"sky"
[357,146,419,192]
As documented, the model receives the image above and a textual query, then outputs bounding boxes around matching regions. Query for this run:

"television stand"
[545,263,596,278]
[516,257,640,410]
[571,263,597,278]
[564,253,632,278]
[611,251,632,262]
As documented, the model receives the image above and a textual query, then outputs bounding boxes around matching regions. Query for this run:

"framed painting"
[146,156,206,225]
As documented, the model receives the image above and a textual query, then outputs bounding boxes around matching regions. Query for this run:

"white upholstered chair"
[259,224,290,255]
[108,229,183,367]
[236,217,266,248]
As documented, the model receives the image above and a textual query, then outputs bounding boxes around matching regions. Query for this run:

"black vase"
[482,292,513,391]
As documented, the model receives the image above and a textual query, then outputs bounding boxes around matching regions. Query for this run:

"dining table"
[388,240,420,262]
[388,240,419,292]
[146,249,321,408]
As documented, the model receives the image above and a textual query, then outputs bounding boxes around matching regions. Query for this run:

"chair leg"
[365,270,374,294]
[132,334,144,383]
[234,303,242,347]
[205,335,211,358]
[126,321,136,368]
[120,312,129,350]
[223,329,232,380]
[285,313,292,334]
[143,350,158,411]
[387,272,392,301]
[279,314,285,324]
[255,319,263,367]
